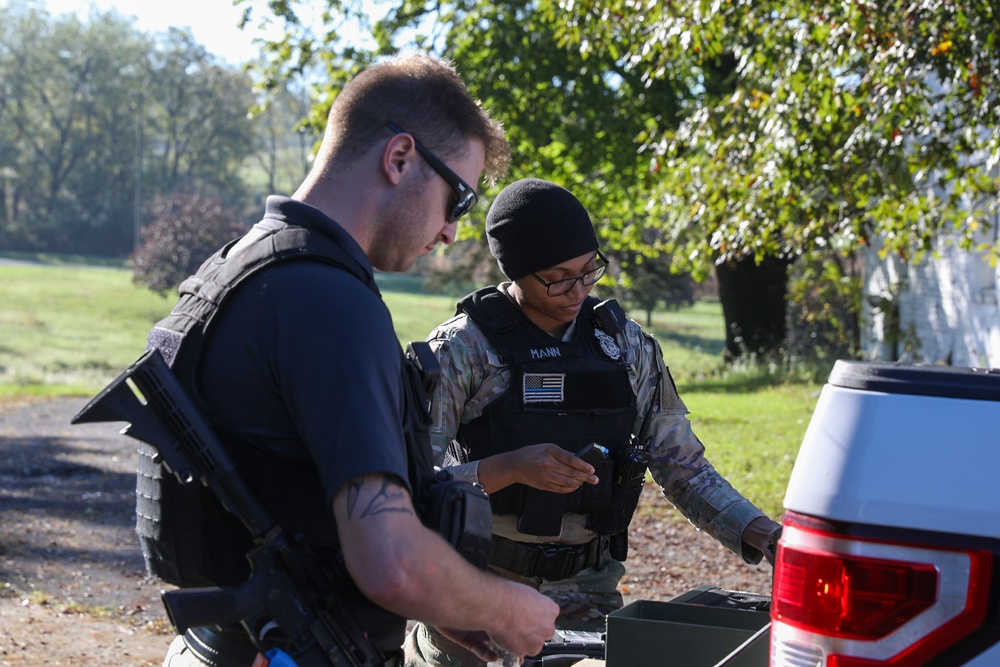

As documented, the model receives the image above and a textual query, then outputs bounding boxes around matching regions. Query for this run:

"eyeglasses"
[386,122,479,222]
[531,251,609,296]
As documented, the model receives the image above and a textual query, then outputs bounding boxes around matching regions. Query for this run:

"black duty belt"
[489,534,611,580]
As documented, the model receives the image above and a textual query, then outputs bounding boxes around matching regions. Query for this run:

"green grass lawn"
[681,385,819,519]
[0,261,821,518]
[0,264,175,393]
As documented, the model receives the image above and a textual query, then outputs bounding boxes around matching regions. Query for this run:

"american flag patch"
[523,373,565,403]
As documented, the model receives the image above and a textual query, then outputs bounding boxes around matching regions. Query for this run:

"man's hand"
[484,580,558,660]
[479,443,600,494]
[435,579,558,663]
[435,627,499,663]
[333,472,557,658]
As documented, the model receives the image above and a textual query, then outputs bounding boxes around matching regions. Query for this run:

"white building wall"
[862,225,1000,368]
[862,98,999,368]
[860,68,1000,368]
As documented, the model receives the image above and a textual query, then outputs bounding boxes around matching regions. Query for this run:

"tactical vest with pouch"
[454,287,640,540]
[136,218,482,654]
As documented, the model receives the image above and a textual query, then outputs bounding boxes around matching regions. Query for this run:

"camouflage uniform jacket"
[425,286,769,564]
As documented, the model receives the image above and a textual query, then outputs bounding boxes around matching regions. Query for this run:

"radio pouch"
[421,469,493,570]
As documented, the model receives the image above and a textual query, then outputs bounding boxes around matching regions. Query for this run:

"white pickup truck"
[772,361,1000,666]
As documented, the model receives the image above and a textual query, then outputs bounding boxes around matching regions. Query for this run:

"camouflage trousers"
[403,559,626,667]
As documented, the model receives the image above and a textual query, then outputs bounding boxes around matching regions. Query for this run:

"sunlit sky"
[41,0,288,64]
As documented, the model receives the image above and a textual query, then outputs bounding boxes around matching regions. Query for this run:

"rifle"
[523,630,606,666]
[71,348,384,667]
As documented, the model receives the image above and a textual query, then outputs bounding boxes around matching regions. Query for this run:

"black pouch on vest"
[587,446,650,541]
[516,487,566,537]
[421,469,493,569]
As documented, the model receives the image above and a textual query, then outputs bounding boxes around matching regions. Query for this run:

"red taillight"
[774,545,938,640]
[771,512,992,666]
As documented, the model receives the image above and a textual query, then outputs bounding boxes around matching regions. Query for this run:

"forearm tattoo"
[345,476,414,520]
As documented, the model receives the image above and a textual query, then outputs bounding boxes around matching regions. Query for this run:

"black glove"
[741,516,782,566]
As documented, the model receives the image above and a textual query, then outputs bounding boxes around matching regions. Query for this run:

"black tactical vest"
[454,287,638,536]
[136,220,436,652]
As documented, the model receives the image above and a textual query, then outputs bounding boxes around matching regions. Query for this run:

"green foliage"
[0,2,153,256]
[238,0,373,96]
[612,250,695,328]
[240,0,998,368]
[551,0,999,275]
[419,240,503,297]
[0,3,262,258]
[143,29,259,202]
[243,0,684,253]
[131,193,250,295]
[785,255,864,361]
[245,78,321,197]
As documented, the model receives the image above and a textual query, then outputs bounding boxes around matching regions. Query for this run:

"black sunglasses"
[531,250,609,296]
[386,122,479,222]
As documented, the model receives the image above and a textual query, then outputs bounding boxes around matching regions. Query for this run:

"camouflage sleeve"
[628,322,767,564]
[425,314,507,467]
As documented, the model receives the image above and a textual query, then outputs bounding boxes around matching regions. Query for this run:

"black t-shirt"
[198,198,411,509]
[161,198,414,654]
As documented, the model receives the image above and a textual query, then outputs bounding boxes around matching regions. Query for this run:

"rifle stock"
[72,348,384,667]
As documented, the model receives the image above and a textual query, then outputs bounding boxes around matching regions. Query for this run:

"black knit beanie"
[485,178,599,280]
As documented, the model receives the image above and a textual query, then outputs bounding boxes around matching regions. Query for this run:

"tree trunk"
[715,255,790,360]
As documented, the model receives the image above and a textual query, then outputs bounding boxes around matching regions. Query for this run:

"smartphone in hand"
[576,442,609,466]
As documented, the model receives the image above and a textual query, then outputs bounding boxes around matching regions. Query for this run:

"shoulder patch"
[659,365,689,414]
[642,331,689,415]
[594,329,622,361]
